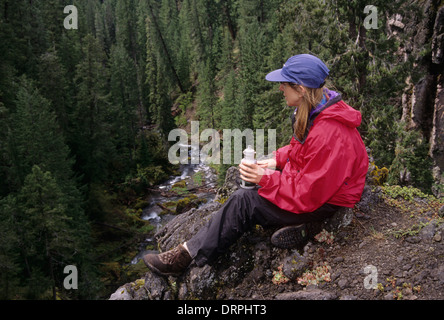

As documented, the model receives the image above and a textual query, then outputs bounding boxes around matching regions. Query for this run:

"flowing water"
[130,144,218,264]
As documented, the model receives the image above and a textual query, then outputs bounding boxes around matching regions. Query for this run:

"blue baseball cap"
[265,54,329,88]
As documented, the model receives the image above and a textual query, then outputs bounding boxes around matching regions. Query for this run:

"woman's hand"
[257,158,277,170]
[239,160,266,184]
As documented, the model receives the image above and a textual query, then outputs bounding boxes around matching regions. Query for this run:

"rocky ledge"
[110,167,444,300]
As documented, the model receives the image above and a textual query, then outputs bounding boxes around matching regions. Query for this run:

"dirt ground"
[227,195,444,300]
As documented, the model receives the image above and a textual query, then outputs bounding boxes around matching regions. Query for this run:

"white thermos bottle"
[240,145,257,189]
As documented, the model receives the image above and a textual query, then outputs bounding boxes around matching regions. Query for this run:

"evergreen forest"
[0,0,440,299]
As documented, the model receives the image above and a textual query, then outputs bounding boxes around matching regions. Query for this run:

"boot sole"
[271,225,308,249]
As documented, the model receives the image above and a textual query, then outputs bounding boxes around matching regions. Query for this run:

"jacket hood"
[315,92,362,128]
[291,90,362,144]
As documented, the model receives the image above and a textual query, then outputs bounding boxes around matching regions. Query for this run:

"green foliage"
[123,164,169,195]
[0,166,99,299]
[192,171,204,186]
[73,33,116,184]
[390,221,430,239]
[367,105,402,168]
[18,166,74,298]
[137,165,169,187]
[174,92,194,127]
[387,122,435,193]
[381,185,437,202]
[8,76,76,190]
[171,180,189,195]
[0,195,20,299]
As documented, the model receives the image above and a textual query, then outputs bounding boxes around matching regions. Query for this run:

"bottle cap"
[243,145,255,160]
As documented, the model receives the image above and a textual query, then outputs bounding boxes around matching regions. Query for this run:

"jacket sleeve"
[258,122,354,213]
[274,145,291,170]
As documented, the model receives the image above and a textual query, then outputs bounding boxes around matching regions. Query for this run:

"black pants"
[186,188,340,267]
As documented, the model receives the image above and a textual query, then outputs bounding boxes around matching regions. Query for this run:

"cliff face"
[109,167,359,300]
[400,0,444,184]
[109,167,444,301]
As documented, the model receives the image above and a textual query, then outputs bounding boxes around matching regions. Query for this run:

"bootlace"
[159,246,182,265]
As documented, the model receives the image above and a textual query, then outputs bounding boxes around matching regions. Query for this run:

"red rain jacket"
[258,98,368,214]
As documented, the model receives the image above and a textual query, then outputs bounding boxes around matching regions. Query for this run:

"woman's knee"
[227,188,265,218]
[231,187,260,200]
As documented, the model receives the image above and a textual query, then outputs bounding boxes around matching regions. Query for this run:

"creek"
[129,144,219,264]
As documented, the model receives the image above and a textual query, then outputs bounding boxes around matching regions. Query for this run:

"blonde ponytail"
[292,85,326,141]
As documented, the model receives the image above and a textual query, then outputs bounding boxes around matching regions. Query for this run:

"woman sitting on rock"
[143,54,369,276]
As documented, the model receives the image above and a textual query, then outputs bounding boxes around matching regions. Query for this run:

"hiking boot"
[143,244,192,276]
[271,224,308,249]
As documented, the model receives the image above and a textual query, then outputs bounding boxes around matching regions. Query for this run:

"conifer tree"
[0,195,20,299]
[94,0,116,57]
[72,34,116,184]
[145,2,176,135]
[237,19,268,130]
[115,0,148,123]
[109,43,139,167]
[0,100,12,197]
[4,77,98,298]
[38,48,71,136]
[8,77,77,193]
[17,165,74,299]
